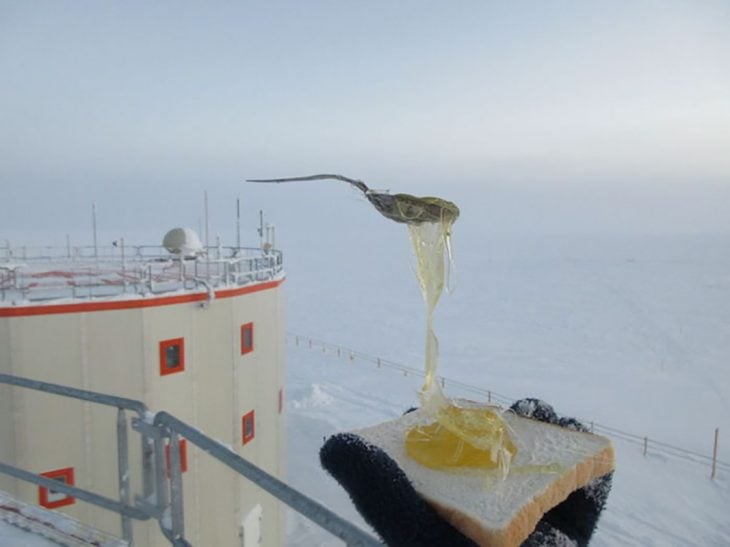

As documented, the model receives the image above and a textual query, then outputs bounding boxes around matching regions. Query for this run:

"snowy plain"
[273,185,730,546]
[1,182,729,546]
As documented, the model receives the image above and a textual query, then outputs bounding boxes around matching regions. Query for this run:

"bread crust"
[425,443,615,546]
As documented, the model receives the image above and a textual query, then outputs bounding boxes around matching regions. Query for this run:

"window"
[39,467,75,509]
[241,323,254,355]
[160,338,185,376]
[242,410,255,445]
[165,439,188,477]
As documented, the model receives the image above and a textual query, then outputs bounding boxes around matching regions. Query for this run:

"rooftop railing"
[0,243,284,304]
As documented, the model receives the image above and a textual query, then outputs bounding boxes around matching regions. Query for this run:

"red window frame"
[39,467,75,509]
[242,410,255,445]
[159,337,185,376]
[165,439,188,477]
[240,322,254,355]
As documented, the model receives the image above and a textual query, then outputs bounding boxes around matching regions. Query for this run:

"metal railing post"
[142,434,155,502]
[1,373,377,547]
[711,428,719,480]
[154,433,169,511]
[117,409,133,544]
[153,412,380,547]
[169,432,185,540]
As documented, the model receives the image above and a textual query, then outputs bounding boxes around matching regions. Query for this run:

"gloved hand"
[320,398,613,547]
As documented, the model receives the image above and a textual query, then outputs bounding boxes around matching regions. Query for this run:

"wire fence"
[287,332,728,479]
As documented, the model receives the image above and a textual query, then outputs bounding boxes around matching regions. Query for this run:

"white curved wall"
[0,279,286,546]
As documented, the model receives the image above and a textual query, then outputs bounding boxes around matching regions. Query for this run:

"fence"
[0,372,379,547]
[287,332,727,480]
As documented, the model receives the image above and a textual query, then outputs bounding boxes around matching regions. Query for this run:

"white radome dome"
[163,227,204,257]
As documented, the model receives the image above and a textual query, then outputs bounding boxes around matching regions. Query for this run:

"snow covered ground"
[0,521,56,547]
[281,219,730,546]
[2,185,728,545]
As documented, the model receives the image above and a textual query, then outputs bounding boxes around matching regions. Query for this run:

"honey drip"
[404,215,517,476]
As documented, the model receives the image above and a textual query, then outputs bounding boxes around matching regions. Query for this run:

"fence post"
[711,428,719,480]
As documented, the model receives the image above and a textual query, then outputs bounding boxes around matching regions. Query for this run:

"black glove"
[320,398,612,547]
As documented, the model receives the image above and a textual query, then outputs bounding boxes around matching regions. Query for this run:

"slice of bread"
[350,402,615,547]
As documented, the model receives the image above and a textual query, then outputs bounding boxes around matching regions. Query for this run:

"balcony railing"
[0,372,379,546]
[0,244,284,304]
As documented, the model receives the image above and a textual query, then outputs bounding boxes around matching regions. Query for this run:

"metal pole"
[120,238,127,292]
[117,409,133,544]
[643,436,648,456]
[153,412,380,547]
[142,434,155,502]
[169,432,185,540]
[92,202,98,261]
[204,191,210,278]
[204,191,209,251]
[0,462,148,520]
[154,433,169,511]
[258,210,264,249]
[236,196,241,250]
[711,428,719,479]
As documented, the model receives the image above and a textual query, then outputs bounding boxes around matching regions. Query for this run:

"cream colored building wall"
[0,318,17,495]
[234,286,287,547]
[0,281,286,547]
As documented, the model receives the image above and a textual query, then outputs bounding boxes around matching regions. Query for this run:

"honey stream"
[404,219,517,476]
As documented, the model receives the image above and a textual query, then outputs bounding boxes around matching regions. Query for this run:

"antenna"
[258,210,264,249]
[204,191,210,251]
[92,202,98,261]
[236,196,241,249]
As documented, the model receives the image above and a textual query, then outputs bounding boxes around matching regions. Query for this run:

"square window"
[242,410,255,445]
[160,338,185,376]
[165,439,188,477]
[241,323,254,355]
[39,467,75,509]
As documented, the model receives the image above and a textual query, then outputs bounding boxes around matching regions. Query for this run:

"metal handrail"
[0,462,148,521]
[0,373,148,417]
[154,412,380,547]
[0,372,381,546]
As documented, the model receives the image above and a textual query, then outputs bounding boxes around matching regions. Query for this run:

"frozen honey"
[405,404,517,470]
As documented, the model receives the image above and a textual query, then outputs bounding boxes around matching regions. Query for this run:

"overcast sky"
[1,1,729,242]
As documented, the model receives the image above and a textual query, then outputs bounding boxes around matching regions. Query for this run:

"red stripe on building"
[0,278,285,317]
